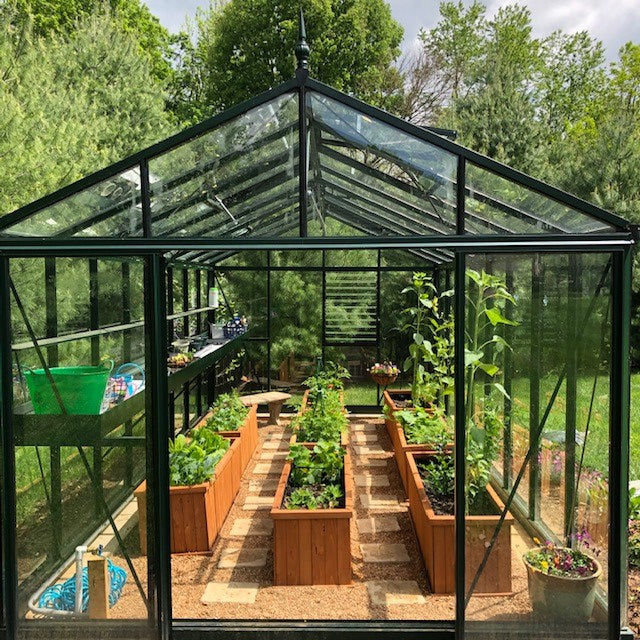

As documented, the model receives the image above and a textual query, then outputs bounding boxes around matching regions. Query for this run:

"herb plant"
[168,433,229,486]
[203,391,249,432]
[394,406,452,445]
[284,440,346,510]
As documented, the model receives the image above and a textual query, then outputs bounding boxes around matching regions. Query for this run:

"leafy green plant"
[319,484,343,508]
[395,406,452,445]
[402,272,454,408]
[287,488,317,510]
[291,390,347,443]
[630,487,640,521]
[203,391,249,432]
[419,436,454,501]
[168,434,229,486]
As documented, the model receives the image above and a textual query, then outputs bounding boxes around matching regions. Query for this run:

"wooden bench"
[241,391,291,426]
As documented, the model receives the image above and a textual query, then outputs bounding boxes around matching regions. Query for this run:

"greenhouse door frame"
[0,233,633,640]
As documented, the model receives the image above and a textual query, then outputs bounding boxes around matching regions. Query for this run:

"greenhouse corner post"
[146,253,172,639]
[610,247,632,639]
[454,153,466,638]
[0,255,16,639]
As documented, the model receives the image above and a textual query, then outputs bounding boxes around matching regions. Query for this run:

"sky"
[145,0,640,61]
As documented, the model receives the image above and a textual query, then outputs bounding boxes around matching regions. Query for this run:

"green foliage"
[402,272,454,407]
[203,391,249,432]
[418,436,454,501]
[287,440,344,487]
[168,433,229,486]
[286,487,317,510]
[395,407,452,446]
[171,0,404,121]
[7,0,172,81]
[285,483,343,510]
[0,7,171,213]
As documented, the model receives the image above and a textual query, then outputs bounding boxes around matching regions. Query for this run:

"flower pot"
[134,436,243,554]
[371,372,398,387]
[523,553,602,621]
[405,450,513,595]
[270,446,353,586]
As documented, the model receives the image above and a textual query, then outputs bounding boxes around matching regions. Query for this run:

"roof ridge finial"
[295,5,310,71]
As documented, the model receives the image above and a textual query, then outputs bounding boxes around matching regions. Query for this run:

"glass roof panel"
[307,91,458,236]
[150,93,298,238]
[0,168,143,238]
[465,162,615,234]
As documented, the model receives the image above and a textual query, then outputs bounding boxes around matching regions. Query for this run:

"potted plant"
[271,439,353,585]
[197,391,258,471]
[369,362,399,388]
[523,540,602,621]
[135,426,243,555]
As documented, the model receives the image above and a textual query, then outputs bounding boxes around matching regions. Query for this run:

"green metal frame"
[0,61,634,640]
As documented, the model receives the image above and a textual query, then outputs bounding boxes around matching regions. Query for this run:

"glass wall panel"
[11,256,152,636]
[1,170,144,238]
[464,253,611,639]
[307,91,458,237]
[150,93,299,238]
[465,163,614,235]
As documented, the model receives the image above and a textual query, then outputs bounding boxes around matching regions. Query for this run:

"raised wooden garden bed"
[270,447,353,585]
[383,389,449,493]
[134,435,243,555]
[290,389,349,447]
[405,450,513,595]
[194,403,258,472]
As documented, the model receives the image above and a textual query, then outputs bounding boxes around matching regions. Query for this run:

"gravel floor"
[107,415,539,622]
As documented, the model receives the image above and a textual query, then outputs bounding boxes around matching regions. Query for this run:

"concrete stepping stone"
[201,581,259,604]
[356,516,400,535]
[253,462,283,475]
[259,451,288,460]
[353,445,390,456]
[359,494,404,511]
[262,440,284,450]
[249,479,279,493]
[352,423,378,433]
[218,547,268,568]
[242,496,273,510]
[366,580,426,605]
[361,543,410,563]
[356,458,387,468]
[352,434,380,443]
[354,473,389,488]
[228,518,273,537]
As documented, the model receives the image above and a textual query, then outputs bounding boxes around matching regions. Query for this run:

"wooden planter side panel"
[271,453,353,586]
[406,451,513,595]
[212,437,243,535]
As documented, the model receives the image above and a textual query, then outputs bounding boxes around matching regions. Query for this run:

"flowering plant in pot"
[523,536,602,621]
[369,362,399,387]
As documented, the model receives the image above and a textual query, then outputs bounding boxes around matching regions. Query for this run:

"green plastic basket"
[24,361,114,415]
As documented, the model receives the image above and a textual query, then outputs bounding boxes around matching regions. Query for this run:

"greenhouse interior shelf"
[0,16,634,640]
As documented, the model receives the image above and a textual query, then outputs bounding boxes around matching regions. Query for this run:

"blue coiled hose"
[38,558,127,612]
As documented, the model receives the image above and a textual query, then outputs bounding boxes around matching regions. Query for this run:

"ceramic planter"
[523,552,602,621]
[405,450,513,595]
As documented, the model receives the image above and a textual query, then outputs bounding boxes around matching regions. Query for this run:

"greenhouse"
[0,23,634,640]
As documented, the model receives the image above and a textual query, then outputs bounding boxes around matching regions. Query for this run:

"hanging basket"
[371,372,398,387]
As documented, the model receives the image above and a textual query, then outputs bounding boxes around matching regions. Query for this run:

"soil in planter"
[418,463,498,516]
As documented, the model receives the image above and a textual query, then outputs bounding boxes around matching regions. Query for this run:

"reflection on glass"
[12,257,150,632]
[2,170,143,238]
[464,253,610,639]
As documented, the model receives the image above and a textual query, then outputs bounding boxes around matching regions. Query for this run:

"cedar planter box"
[134,436,243,555]
[383,390,446,493]
[405,450,513,595]
[270,447,353,585]
[194,403,258,472]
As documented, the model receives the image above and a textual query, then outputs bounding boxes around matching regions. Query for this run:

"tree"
[0,8,171,213]
[6,0,172,81]
[172,0,404,121]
